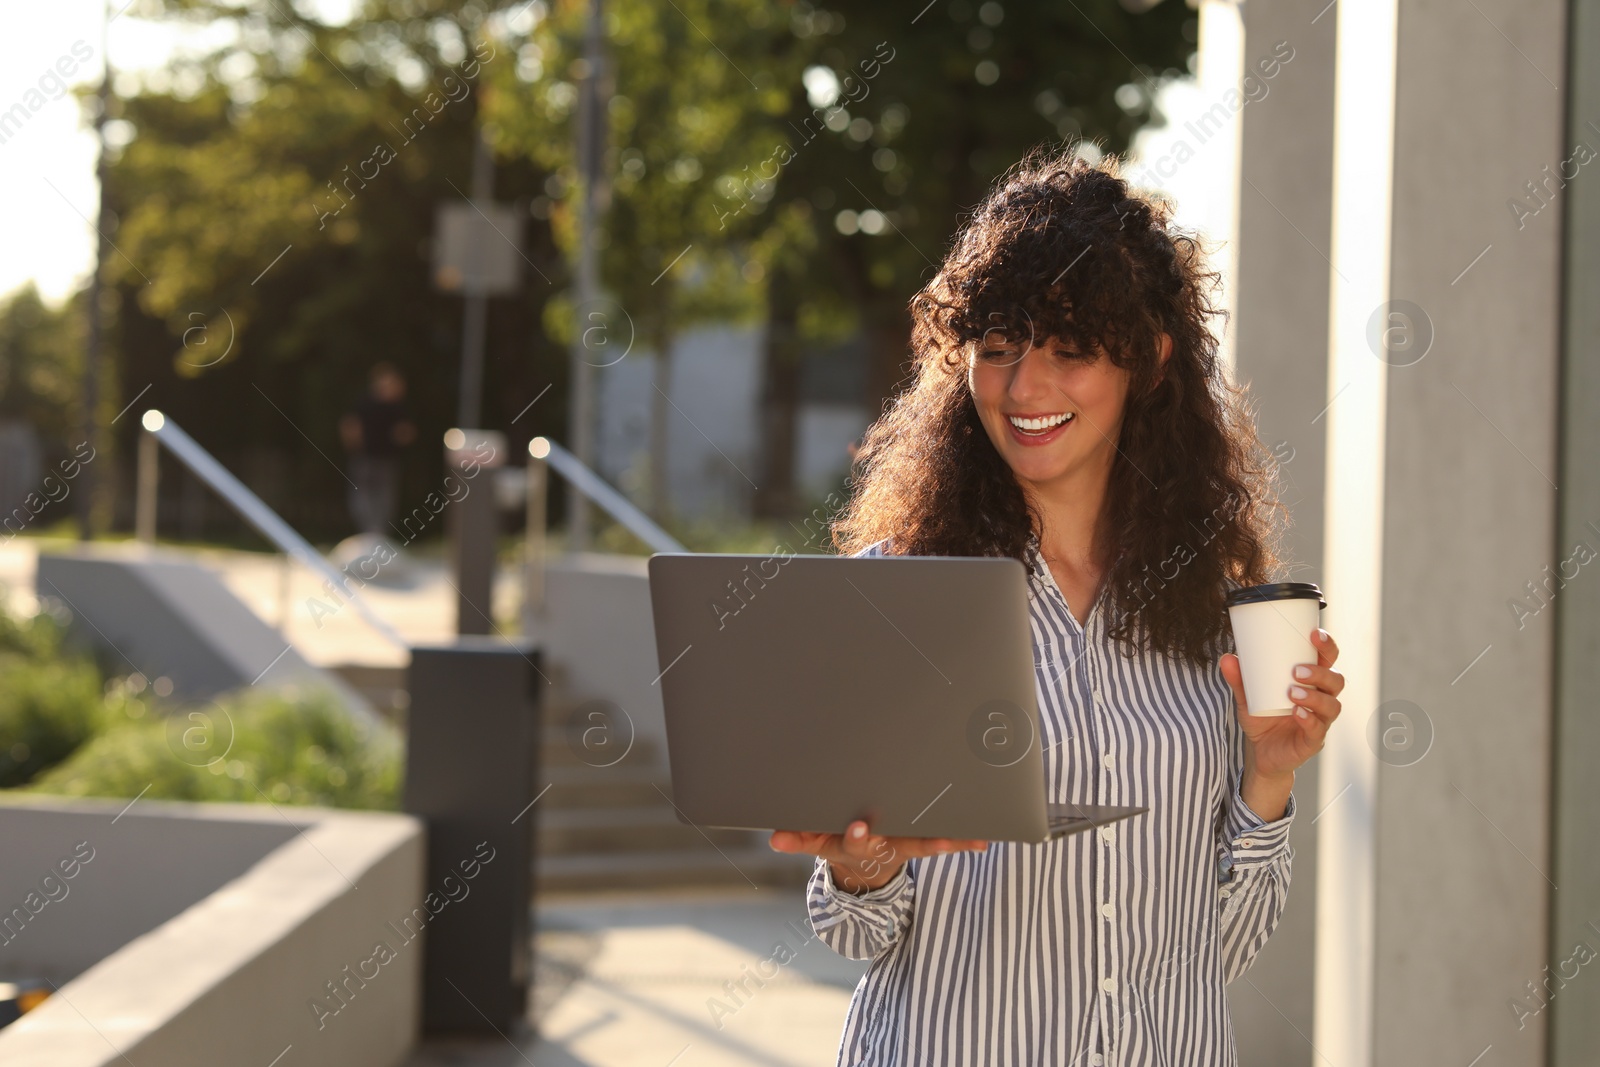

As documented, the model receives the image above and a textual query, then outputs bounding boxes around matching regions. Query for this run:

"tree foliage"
[103,0,561,538]
[0,285,85,450]
[0,0,1194,532]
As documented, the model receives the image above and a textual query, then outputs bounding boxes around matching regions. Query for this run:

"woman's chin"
[1002,452,1074,486]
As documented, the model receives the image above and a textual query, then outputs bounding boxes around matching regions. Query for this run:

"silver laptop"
[646,553,1146,843]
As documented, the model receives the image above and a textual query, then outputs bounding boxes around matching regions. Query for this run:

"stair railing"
[134,410,407,651]
[523,436,686,617]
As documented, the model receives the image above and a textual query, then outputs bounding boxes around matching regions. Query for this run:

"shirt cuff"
[1219,779,1295,877]
[816,855,914,905]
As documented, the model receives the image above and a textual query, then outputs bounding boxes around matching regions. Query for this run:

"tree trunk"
[755,280,801,518]
[648,323,673,524]
[863,294,915,421]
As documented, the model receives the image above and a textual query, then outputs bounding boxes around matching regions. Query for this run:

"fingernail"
[1289,685,1308,700]
[1296,707,1309,719]
[1294,665,1312,679]
[850,823,866,839]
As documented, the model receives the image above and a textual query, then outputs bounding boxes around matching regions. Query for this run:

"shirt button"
[1090,1056,1104,1066]
[1238,840,1255,849]
[1101,977,1117,994]
[1102,753,1114,769]
[1099,825,1115,843]
[1100,902,1115,920]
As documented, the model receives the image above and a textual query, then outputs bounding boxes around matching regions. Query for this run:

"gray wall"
[1375,0,1567,1062]
[596,322,764,521]
[1227,2,1338,1061]
[0,799,297,981]
[529,553,669,764]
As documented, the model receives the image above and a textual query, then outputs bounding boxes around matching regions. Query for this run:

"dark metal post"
[403,640,542,1034]
[444,429,506,636]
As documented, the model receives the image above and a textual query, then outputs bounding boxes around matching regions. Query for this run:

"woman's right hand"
[769,820,989,895]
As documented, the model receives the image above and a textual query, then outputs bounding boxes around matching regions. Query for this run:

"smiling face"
[966,332,1153,497]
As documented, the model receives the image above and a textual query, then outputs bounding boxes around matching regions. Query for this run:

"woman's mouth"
[1005,411,1074,446]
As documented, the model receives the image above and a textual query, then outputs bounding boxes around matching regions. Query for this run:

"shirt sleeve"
[1214,766,1296,984]
[805,854,917,961]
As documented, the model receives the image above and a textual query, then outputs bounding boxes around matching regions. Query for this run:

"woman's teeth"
[1008,412,1074,434]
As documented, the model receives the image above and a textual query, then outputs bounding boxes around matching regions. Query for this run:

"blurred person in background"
[340,363,415,536]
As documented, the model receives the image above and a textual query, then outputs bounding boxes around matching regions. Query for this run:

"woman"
[769,146,1344,1066]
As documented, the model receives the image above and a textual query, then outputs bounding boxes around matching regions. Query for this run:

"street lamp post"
[78,3,113,541]
[566,0,606,553]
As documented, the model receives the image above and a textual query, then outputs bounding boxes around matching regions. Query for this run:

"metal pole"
[278,553,293,633]
[567,0,606,553]
[523,442,548,629]
[135,429,158,542]
[457,129,494,430]
[78,4,112,541]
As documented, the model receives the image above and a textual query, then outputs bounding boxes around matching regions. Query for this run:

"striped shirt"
[806,537,1296,1066]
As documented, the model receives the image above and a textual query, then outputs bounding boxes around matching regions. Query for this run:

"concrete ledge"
[525,554,665,757]
[0,797,425,1067]
[35,546,382,727]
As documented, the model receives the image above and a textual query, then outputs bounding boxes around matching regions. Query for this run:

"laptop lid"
[646,553,1059,842]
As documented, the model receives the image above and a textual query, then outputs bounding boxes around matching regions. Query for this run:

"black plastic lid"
[1225,582,1326,609]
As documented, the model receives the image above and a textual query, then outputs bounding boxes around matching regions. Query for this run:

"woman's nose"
[1008,345,1052,400]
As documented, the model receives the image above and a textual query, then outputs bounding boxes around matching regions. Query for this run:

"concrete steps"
[536,846,814,892]
[367,661,810,891]
[329,663,408,722]
[530,721,812,891]
[537,765,672,810]
[537,804,755,852]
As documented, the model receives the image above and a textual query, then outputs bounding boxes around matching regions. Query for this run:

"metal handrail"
[528,437,686,553]
[136,410,407,651]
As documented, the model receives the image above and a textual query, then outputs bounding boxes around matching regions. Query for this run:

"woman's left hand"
[1219,627,1344,779]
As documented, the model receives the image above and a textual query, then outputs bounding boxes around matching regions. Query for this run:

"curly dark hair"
[832,144,1290,669]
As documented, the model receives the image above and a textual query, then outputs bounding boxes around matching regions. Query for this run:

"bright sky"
[0,2,1213,309]
[0,1,354,305]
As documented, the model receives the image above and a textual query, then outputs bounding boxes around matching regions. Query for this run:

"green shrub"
[26,685,401,811]
[0,600,108,787]
[0,656,108,787]
[0,603,69,660]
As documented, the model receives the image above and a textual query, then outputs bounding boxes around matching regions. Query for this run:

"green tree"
[487,0,1194,517]
[0,284,85,451]
[750,0,1195,512]
[104,0,561,541]
[486,0,810,519]
[93,0,1192,535]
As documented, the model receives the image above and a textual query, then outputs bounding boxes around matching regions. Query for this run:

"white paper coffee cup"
[1226,583,1326,717]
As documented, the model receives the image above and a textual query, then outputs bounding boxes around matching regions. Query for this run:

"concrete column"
[1227,1,1339,1062]
[1548,0,1600,1062]
[1320,0,1568,1064]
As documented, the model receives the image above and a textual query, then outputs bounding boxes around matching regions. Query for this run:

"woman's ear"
[1153,332,1173,387]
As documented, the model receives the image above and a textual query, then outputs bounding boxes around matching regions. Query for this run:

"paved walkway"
[406,888,865,1067]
